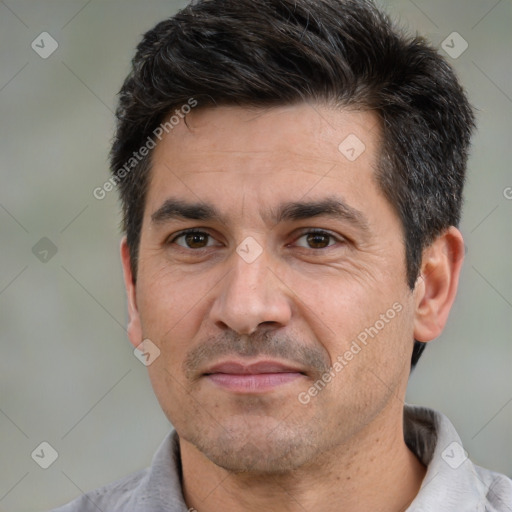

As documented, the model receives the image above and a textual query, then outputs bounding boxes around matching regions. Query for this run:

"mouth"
[203,360,307,393]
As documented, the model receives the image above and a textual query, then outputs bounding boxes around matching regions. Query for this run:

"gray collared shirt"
[49,404,512,511]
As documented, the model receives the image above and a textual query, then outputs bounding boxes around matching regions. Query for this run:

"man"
[51,0,512,510]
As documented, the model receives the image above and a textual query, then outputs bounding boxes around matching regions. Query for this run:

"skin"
[121,103,465,512]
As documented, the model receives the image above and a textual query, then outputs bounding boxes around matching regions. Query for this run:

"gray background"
[0,0,510,510]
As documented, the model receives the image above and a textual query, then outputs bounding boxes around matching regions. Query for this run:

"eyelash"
[168,228,343,250]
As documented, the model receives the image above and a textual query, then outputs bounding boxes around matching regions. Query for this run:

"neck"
[180,405,426,512]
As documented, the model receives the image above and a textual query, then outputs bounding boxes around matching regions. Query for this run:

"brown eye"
[294,230,338,249]
[306,233,331,248]
[173,231,214,249]
[185,232,209,248]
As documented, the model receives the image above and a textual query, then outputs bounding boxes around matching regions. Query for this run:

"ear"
[413,226,465,342]
[120,237,143,348]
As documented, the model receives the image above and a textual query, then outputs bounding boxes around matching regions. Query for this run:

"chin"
[201,438,311,474]
[182,416,323,474]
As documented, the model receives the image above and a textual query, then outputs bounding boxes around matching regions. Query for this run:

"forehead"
[147,103,383,217]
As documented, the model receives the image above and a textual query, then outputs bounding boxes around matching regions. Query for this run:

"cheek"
[352,299,413,382]
[146,361,188,428]
[137,262,210,336]
[316,284,413,380]
[302,274,397,341]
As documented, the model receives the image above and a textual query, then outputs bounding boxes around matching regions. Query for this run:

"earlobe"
[413,227,465,343]
[120,237,143,348]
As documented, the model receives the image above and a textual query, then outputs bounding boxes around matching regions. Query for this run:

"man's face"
[124,104,418,473]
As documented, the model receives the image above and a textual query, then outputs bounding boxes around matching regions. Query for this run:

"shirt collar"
[404,404,499,511]
[138,404,505,511]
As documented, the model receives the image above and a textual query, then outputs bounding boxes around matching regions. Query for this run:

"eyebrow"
[274,197,369,232]
[151,199,222,224]
[151,196,370,233]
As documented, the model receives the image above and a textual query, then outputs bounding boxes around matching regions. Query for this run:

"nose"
[209,244,292,335]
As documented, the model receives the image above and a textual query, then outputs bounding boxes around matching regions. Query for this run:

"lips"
[204,360,306,393]
[205,361,305,375]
